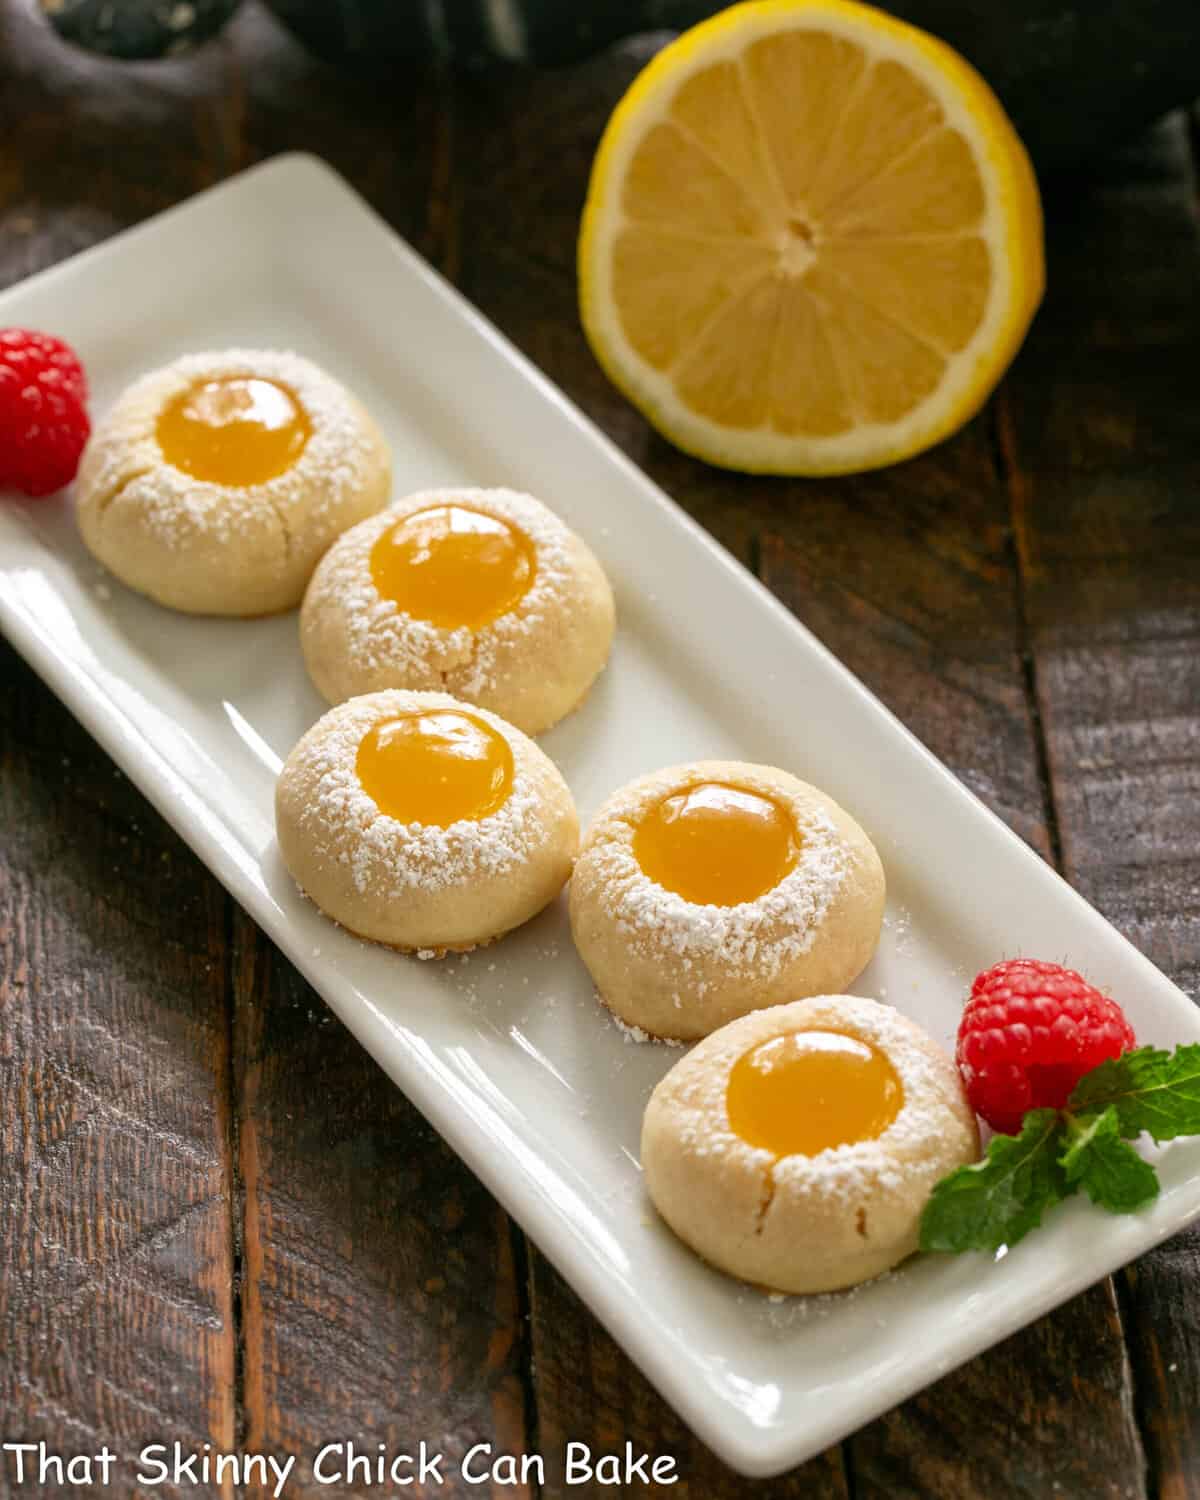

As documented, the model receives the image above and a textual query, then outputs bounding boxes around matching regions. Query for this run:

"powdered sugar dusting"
[286,691,552,901]
[774,1010,963,1210]
[82,348,381,553]
[585,768,849,983]
[609,1011,686,1048]
[303,486,582,695]
[748,1268,900,1329]
[665,997,971,1214]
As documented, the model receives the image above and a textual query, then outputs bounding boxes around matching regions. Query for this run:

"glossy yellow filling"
[370,504,537,629]
[156,376,311,485]
[355,710,514,827]
[632,781,798,906]
[726,1031,903,1158]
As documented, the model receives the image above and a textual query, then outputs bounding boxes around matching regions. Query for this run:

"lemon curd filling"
[370,505,538,630]
[355,710,514,827]
[632,781,799,906]
[726,1031,904,1158]
[156,376,312,486]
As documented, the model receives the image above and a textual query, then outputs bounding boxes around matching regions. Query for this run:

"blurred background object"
[38,0,1200,174]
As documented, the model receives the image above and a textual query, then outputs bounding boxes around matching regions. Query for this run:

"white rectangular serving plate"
[2,154,1198,1478]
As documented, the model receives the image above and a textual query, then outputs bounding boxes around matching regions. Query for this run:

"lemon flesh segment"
[579,0,1044,475]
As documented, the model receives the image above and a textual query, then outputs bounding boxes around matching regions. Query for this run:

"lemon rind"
[578,0,1044,476]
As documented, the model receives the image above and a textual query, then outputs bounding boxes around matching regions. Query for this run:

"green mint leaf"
[919,1109,1071,1253]
[1068,1044,1200,1142]
[1060,1106,1160,1213]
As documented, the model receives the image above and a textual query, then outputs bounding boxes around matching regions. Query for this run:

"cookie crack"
[94,465,155,517]
[263,492,294,562]
[460,620,487,679]
[441,619,490,696]
[754,1161,778,1236]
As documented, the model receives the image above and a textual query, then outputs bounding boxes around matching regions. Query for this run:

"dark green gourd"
[38,0,1200,174]
[40,0,241,58]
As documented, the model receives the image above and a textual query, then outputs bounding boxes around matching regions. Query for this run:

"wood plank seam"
[997,384,1151,1498]
[212,35,254,1479]
[1017,104,1200,1489]
[993,396,1066,873]
[509,1220,545,1500]
[1114,1271,1165,1500]
[220,894,250,1461]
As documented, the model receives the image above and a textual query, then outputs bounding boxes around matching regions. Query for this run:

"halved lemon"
[578,0,1044,475]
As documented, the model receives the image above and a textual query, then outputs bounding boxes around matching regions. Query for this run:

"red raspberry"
[0,329,91,497]
[956,959,1136,1134]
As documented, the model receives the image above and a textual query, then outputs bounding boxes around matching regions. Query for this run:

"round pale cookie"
[76,349,391,615]
[569,760,885,1041]
[299,486,615,735]
[275,689,578,953]
[642,996,980,1293]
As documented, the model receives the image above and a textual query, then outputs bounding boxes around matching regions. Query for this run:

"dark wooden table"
[2,2,1199,1495]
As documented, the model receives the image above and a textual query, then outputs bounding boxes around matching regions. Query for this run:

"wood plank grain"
[230,913,531,1500]
[0,645,237,1496]
[759,437,1146,1500]
[528,1253,850,1500]
[0,4,244,1489]
[846,1286,1141,1500]
[449,36,1146,1498]
[757,422,1048,855]
[1006,112,1200,1500]
[208,8,537,1491]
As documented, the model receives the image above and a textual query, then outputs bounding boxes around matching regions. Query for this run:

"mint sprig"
[1067,1044,1200,1141]
[919,1045,1195,1255]
[919,1109,1067,1252]
[1060,1107,1159,1213]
